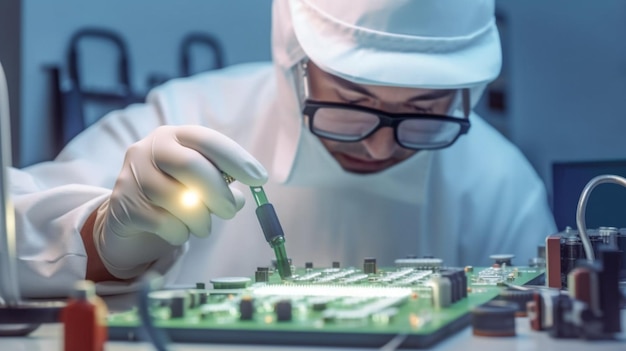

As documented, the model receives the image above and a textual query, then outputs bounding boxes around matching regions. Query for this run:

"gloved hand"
[92,125,268,279]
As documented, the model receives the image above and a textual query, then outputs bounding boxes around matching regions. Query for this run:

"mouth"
[333,153,396,174]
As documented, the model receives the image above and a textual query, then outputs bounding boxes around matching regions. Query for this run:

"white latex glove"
[93,125,268,279]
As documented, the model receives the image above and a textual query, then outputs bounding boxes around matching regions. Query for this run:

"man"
[10,0,556,297]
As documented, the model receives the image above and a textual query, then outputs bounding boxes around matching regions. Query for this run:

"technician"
[10,0,556,297]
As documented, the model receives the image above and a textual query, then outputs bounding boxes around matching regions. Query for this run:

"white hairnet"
[273,0,501,98]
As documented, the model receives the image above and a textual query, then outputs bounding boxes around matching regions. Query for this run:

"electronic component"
[528,245,621,339]
[532,174,625,340]
[219,172,291,280]
[210,277,251,290]
[495,289,534,317]
[546,226,626,288]
[250,186,291,280]
[107,259,544,348]
[60,281,108,351]
[471,300,518,337]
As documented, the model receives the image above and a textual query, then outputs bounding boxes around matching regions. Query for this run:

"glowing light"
[253,285,411,298]
[181,190,200,208]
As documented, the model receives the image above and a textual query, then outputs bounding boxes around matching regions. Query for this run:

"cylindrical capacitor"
[275,300,292,322]
[239,297,254,321]
[472,300,517,337]
[562,238,582,276]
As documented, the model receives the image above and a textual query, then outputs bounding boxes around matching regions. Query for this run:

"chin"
[340,166,387,175]
[333,154,403,174]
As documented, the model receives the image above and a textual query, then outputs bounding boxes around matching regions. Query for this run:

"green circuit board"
[107,261,543,348]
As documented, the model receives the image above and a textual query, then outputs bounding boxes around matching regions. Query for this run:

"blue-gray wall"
[11,0,626,204]
[19,0,272,166]
[496,1,626,193]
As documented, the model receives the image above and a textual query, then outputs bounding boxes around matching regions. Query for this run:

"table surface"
[1,313,625,351]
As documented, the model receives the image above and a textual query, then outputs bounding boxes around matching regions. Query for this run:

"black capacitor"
[198,291,208,305]
[597,247,621,334]
[275,300,292,322]
[490,254,514,266]
[497,289,534,317]
[170,295,185,319]
[187,290,199,308]
[363,257,377,274]
[616,234,626,276]
[440,271,460,303]
[311,302,327,311]
[255,267,269,283]
[455,270,467,301]
[562,239,582,276]
[239,298,254,321]
[549,294,578,338]
[456,270,467,299]
[472,300,517,337]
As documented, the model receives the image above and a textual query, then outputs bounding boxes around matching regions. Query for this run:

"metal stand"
[0,60,65,336]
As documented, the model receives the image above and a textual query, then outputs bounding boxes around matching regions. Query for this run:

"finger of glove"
[172,126,268,186]
[136,163,215,237]
[150,210,194,245]
[109,196,193,246]
[151,136,241,219]
[231,186,246,211]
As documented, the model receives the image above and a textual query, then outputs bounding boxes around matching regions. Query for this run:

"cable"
[379,333,408,351]
[137,272,170,351]
[575,174,626,262]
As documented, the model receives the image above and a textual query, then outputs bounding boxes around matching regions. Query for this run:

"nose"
[361,127,399,160]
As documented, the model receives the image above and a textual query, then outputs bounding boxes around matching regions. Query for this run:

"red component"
[569,267,591,305]
[60,284,108,351]
[528,292,543,331]
[546,234,562,288]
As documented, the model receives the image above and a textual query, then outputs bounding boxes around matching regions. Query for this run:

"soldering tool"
[221,173,291,280]
[250,186,292,280]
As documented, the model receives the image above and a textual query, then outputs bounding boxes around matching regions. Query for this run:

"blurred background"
[1,0,626,229]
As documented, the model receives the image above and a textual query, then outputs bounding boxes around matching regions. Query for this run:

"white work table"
[1,314,624,351]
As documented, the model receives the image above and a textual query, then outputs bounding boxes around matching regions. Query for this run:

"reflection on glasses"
[303,101,470,150]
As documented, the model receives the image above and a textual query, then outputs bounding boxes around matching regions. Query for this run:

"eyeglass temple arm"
[462,88,470,117]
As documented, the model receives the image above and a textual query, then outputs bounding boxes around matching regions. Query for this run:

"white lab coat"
[10,62,556,297]
[8,0,556,297]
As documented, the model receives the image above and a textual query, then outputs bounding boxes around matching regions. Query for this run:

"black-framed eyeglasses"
[302,100,471,150]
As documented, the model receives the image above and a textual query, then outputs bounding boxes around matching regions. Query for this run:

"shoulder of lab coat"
[430,114,557,266]
[11,62,274,298]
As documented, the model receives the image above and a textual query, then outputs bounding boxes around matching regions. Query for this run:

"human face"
[305,62,457,174]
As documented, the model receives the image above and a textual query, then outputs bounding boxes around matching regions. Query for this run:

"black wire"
[137,272,170,351]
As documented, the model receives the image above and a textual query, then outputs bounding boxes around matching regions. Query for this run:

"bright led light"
[181,190,200,208]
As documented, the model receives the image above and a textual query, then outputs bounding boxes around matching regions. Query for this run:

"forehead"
[307,61,455,101]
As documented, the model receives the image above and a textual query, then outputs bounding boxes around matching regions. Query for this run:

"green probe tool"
[220,172,291,280]
[250,186,292,280]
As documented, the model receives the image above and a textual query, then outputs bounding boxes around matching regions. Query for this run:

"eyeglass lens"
[311,107,462,148]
